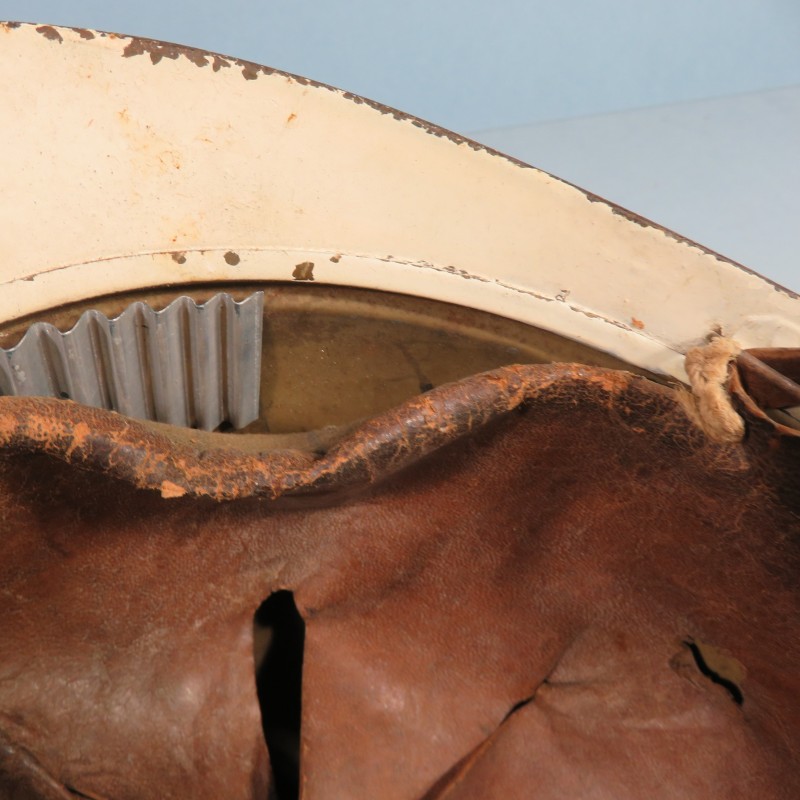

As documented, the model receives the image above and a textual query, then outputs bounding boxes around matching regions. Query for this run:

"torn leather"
[0,363,798,799]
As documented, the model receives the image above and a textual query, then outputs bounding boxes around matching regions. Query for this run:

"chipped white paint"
[0,22,797,382]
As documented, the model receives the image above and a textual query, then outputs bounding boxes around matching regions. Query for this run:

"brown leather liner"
[0,363,798,799]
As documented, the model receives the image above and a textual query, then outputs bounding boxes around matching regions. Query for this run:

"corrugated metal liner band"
[0,292,264,431]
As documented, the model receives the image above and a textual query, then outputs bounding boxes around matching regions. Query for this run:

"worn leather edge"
[730,363,800,440]
[0,364,705,501]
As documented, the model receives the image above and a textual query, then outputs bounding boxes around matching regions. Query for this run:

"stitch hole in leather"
[254,592,305,800]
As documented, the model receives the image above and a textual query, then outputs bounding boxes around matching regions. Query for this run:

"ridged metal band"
[0,292,264,431]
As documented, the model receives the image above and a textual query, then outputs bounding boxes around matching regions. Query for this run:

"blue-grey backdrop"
[1,0,799,132]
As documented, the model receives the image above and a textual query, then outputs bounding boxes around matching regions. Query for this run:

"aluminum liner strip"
[0,292,264,431]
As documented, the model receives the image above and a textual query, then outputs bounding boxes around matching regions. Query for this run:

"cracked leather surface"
[0,363,798,799]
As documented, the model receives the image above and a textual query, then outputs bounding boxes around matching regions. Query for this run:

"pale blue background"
[3,1,799,131]
[1,1,799,287]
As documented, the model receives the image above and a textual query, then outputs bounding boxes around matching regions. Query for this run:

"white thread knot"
[683,337,744,444]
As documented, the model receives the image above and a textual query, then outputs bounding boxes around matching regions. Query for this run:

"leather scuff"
[0,364,655,501]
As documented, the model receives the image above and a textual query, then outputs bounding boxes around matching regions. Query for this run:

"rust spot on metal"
[577,189,797,300]
[117,34,272,81]
[631,317,645,330]
[293,262,315,281]
[36,25,63,43]
[339,90,492,154]
[183,50,212,68]
[122,37,222,70]
[76,28,95,40]
[124,38,176,64]
[330,254,341,263]
[224,251,241,266]
[286,113,297,123]
[171,252,187,265]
